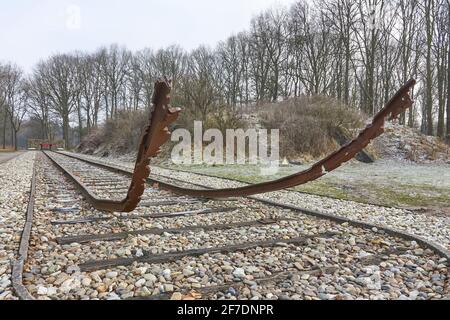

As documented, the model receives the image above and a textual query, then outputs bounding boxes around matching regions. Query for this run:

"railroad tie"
[55,218,293,245]
[78,232,337,272]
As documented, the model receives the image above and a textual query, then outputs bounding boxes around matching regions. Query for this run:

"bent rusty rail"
[146,79,416,199]
[49,79,181,213]
[57,79,415,212]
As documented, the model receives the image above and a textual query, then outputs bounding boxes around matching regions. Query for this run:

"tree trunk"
[437,70,445,138]
[14,130,18,151]
[344,43,350,105]
[63,114,70,149]
[77,103,83,143]
[447,19,450,142]
[2,112,6,149]
[425,0,434,136]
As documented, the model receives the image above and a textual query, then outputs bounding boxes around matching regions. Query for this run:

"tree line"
[0,0,449,150]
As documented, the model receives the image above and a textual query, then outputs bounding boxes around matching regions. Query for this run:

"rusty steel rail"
[45,80,181,213]
[154,79,416,198]
[50,79,415,212]
[11,157,36,300]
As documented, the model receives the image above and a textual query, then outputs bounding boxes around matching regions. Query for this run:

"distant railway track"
[9,150,447,300]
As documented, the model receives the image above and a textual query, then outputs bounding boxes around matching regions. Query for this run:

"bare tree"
[101,45,131,119]
[26,74,51,139]
[0,63,28,150]
[420,0,436,135]
[180,46,220,121]
[352,0,386,115]
[216,36,243,107]
[37,55,78,148]
[447,2,450,141]
[433,0,449,138]
[321,0,358,104]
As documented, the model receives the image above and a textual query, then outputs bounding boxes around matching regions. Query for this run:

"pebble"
[135,249,144,257]
[96,284,107,293]
[294,262,304,271]
[164,284,174,292]
[106,272,118,279]
[144,274,157,282]
[107,293,120,300]
[66,265,80,274]
[135,279,146,288]
[233,268,246,278]
[81,277,92,287]
[227,287,237,296]
[171,292,182,300]
[349,237,356,246]
[47,287,57,296]
[37,286,48,295]
[162,269,171,280]
[301,274,310,280]
[183,268,195,277]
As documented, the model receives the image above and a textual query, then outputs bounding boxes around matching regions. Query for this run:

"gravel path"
[0,151,23,164]
[63,152,450,252]
[0,151,35,300]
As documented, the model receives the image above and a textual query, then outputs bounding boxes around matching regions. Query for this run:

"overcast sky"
[0,0,298,72]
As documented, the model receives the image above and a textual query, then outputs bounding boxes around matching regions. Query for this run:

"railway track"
[53,150,450,257]
[12,151,449,300]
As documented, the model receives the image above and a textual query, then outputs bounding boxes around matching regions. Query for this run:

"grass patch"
[164,163,450,209]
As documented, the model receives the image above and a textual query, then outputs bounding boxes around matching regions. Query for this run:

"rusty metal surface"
[46,79,181,212]
[144,79,416,199]
[12,158,36,300]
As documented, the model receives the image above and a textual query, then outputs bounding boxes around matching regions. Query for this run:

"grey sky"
[0,0,298,72]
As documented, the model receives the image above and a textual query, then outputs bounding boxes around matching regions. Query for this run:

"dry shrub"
[176,105,245,134]
[77,109,149,155]
[103,109,149,154]
[76,129,103,154]
[259,95,364,158]
[156,105,246,161]
[78,104,246,159]
[207,106,246,133]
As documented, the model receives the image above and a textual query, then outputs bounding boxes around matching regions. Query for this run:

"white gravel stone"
[37,286,48,295]
[135,279,146,288]
[233,268,246,278]
[0,152,36,300]
[106,272,118,279]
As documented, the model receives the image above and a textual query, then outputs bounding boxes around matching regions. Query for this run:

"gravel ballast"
[26,151,445,300]
[62,152,450,251]
[0,152,36,300]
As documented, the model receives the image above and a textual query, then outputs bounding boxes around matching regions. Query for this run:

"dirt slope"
[373,123,450,164]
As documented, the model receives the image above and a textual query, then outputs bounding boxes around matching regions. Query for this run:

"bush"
[103,109,150,154]
[77,105,246,160]
[259,96,364,159]
[77,109,150,156]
